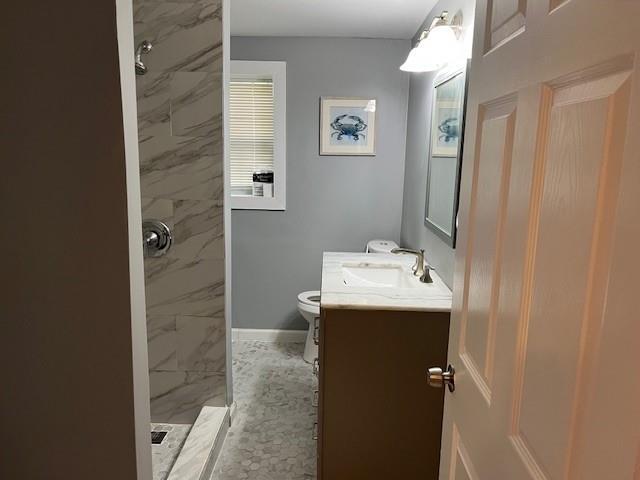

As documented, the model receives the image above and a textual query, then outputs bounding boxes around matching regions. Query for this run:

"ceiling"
[230,0,438,40]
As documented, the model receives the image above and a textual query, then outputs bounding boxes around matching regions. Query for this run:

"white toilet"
[364,239,400,254]
[297,239,399,363]
[297,291,322,364]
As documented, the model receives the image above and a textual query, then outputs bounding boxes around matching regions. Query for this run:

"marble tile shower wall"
[134,0,225,424]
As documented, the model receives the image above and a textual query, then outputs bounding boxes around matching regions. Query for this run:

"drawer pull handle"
[312,389,319,407]
[313,358,319,377]
[312,422,318,441]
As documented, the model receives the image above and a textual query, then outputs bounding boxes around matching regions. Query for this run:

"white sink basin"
[322,252,452,311]
[342,264,420,289]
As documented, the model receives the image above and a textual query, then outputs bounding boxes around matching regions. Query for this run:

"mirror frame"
[424,60,470,247]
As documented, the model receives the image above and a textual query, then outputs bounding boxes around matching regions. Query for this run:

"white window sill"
[230,194,285,211]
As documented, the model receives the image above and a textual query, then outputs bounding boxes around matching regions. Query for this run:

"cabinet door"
[319,308,450,479]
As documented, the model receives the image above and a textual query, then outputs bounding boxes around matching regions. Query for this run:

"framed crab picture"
[320,97,376,156]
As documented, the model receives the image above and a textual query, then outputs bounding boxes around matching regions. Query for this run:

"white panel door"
[439,1,640,479]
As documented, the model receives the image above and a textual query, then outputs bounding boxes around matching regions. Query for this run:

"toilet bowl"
[297,291,321,364]
[296,239,399,364]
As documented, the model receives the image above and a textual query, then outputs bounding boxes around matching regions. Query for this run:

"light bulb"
[400,47,426,72]
[399,24,462,73]
[420,25,462,63]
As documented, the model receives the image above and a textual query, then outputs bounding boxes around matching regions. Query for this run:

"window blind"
[229,78,275,192]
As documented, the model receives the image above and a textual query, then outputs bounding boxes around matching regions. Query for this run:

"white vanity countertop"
[320,252,452,312]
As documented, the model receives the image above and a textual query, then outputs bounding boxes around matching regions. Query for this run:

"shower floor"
[151,423,192,480]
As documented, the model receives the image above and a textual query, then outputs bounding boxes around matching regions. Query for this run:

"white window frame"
[229,60,286,211]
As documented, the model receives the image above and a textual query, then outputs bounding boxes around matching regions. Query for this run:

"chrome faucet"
[391,248,433,283]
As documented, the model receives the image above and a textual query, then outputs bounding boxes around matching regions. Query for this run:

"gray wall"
[231,36,411,330]
[134,0,227,423]
[400,0,475,288]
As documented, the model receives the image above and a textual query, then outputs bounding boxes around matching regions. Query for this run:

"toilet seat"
[297,290,320,308]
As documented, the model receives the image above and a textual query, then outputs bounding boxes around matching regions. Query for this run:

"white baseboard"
[232,328,307,343]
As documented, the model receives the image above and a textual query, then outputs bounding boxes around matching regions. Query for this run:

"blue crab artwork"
[438,117,460,144]
[330,114,367,141]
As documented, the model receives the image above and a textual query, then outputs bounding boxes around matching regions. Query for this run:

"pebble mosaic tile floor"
[151,423,192,480]
[212,341,317,480]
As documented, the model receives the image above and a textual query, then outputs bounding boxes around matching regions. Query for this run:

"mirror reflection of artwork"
[431,72,465,156]
[320,97,376,155]
[425,64,469,247]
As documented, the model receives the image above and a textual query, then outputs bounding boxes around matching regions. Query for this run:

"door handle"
[427,365,455,392]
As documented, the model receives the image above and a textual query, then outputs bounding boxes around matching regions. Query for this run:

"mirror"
[424,62,469,247]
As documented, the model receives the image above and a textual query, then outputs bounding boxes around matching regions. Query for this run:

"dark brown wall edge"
[1,2,141,478]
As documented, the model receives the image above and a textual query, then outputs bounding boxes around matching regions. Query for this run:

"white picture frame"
[320,97,376,156]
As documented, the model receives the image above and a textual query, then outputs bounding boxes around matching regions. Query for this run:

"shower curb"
[166,406,229,480]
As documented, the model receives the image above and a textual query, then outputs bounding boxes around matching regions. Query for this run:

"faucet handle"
[420,266,434,284]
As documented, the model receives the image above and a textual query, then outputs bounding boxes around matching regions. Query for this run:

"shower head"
[135,40,153,75]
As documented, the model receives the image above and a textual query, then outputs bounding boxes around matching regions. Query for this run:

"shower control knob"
[143,220,172,258]
[427,365,455,392]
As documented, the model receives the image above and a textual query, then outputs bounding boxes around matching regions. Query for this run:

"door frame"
[115,1,153,478]
[115,0,235,473]
[222,0,234,408]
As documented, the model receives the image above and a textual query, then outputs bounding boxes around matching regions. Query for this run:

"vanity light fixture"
[400,11,462,73]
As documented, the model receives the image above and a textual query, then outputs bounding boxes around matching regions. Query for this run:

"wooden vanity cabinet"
[317,308,450,480]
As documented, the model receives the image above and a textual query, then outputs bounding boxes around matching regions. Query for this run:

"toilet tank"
[365,239,399,254]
